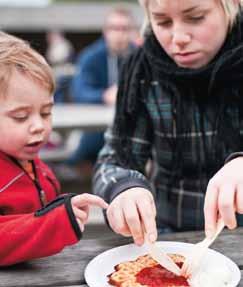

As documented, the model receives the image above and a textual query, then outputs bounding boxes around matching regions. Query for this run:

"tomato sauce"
[136,264,189,286]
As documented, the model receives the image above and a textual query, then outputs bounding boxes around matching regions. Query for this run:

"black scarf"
[115,14,243,179]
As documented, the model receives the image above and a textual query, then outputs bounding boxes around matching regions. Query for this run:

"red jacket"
[0,151,81,266]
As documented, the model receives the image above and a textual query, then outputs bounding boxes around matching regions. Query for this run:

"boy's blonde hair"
[139,0,242,33]
[0,31,55,98]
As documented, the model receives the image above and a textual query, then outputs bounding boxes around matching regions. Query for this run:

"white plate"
[84,241,241,287]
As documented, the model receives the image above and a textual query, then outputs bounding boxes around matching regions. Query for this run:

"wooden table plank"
[0,228,242,287]
[0,235,130,287]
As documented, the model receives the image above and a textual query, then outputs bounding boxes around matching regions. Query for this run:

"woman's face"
[148,0,229,69]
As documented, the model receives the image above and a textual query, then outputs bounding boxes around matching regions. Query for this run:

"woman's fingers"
[136,196,157,243]
[107,202,131,237]
[123,199,144,245]
[218,182,236,229]
[204,157,243,237]
[236,183,243,214]
[107,188,157,245]
[205,178,238,237]
[204,180,219,237]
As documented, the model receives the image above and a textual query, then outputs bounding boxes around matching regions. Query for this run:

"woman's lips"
[174,51,201,66]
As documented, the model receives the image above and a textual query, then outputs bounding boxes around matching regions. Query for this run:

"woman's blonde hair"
[0,31,55,98]
[221,0,242,28]
[139,0,242,33]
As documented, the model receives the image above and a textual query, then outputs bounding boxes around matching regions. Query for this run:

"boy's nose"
[29,117,45,134]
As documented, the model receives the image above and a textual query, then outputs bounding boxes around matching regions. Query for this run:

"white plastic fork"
[181,218,225,278]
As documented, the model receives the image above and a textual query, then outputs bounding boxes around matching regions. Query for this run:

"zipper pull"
[40,190,47,206]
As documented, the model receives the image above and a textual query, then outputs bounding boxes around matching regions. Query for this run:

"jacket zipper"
[10,157,47,208]
[33,179,47,207]
[32,163,47,207]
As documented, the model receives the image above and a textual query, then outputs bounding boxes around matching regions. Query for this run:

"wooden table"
[52,104,114,132]
[1,226,242,287]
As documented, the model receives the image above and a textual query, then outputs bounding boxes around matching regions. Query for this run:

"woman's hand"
[204,157,243,237]
[106,188,157,245]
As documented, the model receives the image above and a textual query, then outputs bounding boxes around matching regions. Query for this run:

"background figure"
[46,30,74,67]
[67,7,137,172]
[46,30,75,103]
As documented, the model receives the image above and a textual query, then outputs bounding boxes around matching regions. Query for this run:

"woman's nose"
[172,28,191,47]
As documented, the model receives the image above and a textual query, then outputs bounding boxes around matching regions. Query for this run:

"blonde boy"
[0,32,108,266]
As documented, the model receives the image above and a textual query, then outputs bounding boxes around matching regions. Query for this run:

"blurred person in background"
[46,30,74,68]
[42,31,75,169]
[65,7,137,177]
[46,30,75,103]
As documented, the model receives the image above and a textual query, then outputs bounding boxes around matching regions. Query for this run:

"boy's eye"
[41,112,52,118]
[12,116,28,122]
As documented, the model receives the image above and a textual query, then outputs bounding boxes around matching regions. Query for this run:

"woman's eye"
[188,16,204,22]
[157,20,172,27]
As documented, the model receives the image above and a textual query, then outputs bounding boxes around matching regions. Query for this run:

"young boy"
[92,0,243,245]
[0,32,108,266]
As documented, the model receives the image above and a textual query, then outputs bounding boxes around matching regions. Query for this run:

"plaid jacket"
[93,75,243,232]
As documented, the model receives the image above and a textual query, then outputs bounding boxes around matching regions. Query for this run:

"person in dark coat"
[93,0,243,245]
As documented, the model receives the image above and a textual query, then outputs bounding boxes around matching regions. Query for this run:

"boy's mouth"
[26,141,43,147]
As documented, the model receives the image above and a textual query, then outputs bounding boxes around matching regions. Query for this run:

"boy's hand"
[106,188,157,245]
[71,193,108,232]
[204,157,243,237]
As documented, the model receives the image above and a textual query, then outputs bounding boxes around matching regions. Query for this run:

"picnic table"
[1,225,242,287]
[52,104,114,132]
